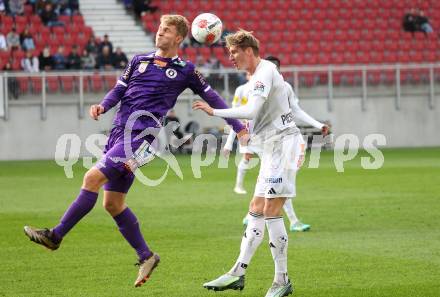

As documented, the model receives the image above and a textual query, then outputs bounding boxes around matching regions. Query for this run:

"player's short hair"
[225,29,260,56]
[265,56,281,68]
[160,14,189,39]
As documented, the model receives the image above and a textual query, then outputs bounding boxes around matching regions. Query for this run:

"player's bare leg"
[204,196,265,291]
[103,190,160,287]
[24,167,107,249]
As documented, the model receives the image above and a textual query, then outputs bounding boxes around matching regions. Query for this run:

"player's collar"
[154,51,178,61]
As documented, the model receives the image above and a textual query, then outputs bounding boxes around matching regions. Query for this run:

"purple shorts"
[97,126,154,194]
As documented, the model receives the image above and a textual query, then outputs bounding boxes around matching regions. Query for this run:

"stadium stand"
[1,0,439,93]
[140,0,440,85]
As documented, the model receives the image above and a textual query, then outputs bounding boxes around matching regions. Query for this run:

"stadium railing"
[1,63,438,120]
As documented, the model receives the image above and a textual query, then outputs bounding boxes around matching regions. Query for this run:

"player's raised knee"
[82,168,107,192]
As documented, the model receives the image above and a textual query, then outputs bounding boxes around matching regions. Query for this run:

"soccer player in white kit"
[226,56,327,232]
[194,30,328,297]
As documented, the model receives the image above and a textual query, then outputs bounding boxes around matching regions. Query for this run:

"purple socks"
[113,207,153,262]
[52,189,98,242]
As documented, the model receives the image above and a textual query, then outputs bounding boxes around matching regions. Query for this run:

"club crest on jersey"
[166,68,177,79]
[138,61,149,73]
[254,81,265,94]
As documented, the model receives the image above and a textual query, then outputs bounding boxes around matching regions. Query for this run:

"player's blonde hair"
[225,29,260,55]
[160,14,189,39]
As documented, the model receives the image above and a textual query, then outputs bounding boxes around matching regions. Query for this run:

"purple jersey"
[100,52,243,132]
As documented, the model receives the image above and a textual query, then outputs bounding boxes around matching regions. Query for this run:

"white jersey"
[284,81,299,106]
[248,59,299,140]
[284,80,324,130]
[232,82,251,108]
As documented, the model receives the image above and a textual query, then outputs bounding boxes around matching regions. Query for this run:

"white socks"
[229,212,265,276]
[266,217,289,284]
[283,199,299,225]
[235,158,250,188]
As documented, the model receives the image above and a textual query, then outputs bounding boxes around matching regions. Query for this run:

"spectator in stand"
[21,50,39,72]
[85,35,98,56]
[113,46,128,69]
[8,0,25,16]
[96,45,114,70]
[3,60,19,99]
[0,32,7,51]
[416,10,433,36]
[81,48,95,70]
[133,0,157,18]
[68,0,79,14]
[7,27,21,51]
[40,3,64,27]
[67,45,81,69]
[98,34,113,54]
[20,28,35,51]
[39,46,54,71]
[35,0,46,14]
[122,0,133,9]
[403,9,417,35]
[0,0,5,13]
[53,45,67,70]
[26,0,37,11]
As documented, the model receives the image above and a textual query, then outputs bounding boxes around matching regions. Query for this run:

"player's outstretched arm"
[193,94,265,120]
[290,99,329,135]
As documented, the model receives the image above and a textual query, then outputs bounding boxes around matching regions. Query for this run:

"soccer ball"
[191,13,223,45]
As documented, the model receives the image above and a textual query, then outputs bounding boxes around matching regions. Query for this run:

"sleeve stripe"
[204,86,211,92]
[117,80,128,87]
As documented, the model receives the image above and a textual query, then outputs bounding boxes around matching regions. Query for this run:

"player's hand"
[192,100,214,116]
[90,104,105,120]
[223,148,231,157]
[244,153,253,161]
[237,128,250,147]
[321,124,330,136]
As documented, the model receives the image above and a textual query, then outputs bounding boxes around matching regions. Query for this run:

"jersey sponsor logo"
[172,59,186,67]
[265,177,283,183]
[281,111,293,125]
[268,187,277,195]
[153,59,167,68]
[122,63,132,80]
[253,81,265,94]
[194,69,207,85]
[166,68,177,79]
[138,61,149,73]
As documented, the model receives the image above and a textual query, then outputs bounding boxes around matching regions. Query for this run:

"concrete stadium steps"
[79,0,155,58]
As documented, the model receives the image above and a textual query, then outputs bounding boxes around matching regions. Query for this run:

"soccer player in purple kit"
[23,15,246,288]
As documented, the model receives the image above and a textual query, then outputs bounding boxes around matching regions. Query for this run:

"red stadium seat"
[60,76,75,93]
[46,76,59,93]
[103,74,117,91]
[72,15,84,25]
[17,77,30,94]
[91,74,103,92]
[24,4,33,16]
[31,77,42,93]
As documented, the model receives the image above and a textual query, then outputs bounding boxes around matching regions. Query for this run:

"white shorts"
[253,133,305,199]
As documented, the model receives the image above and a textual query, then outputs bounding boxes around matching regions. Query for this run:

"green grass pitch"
[0,148,439,297]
